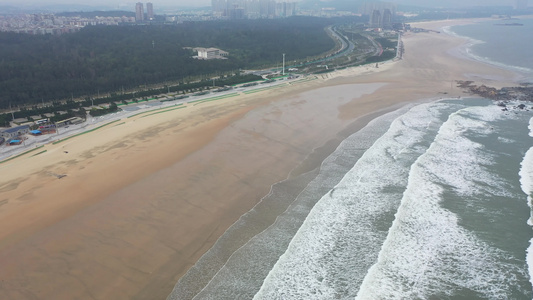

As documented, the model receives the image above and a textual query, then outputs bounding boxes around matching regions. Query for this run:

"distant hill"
[57,11,135,18]
[0,5,27,14]
[36,4,117,12]
[0,4,122,14]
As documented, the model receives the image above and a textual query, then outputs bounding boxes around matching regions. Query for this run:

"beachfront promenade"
[0,77,307,163]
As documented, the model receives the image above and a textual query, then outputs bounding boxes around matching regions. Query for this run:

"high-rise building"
[275,2,296,17]
[212,0,290,18]
[515,0,528,9]
[259,0,271,16]
[135,2,144,21]
[370,9,381,28]
[212,0,226,14]
[382,8,393,29]
[364,1,395,29]
[146,2,154,19]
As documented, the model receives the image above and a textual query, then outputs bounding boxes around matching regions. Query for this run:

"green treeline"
[365,50,396,63]
[0,16,336,110]
[374,37,397,49]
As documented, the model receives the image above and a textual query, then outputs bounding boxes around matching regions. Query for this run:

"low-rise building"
[55,117,84,127]
[0,125,30,139]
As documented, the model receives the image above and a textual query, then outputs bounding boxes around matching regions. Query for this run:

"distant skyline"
[391,0,522,7]
[0,0,526,10]
[0,1,212,9]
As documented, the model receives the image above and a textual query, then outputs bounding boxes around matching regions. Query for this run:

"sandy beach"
[0,18,521,299]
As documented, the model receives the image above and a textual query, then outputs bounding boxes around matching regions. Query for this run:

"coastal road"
[0,77,300,162]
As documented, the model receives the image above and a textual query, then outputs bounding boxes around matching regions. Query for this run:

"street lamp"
[282,53,285,76]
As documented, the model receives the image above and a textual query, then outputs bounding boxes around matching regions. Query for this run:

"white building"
[194,47,229,59]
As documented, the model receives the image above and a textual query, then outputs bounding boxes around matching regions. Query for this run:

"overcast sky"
[392,0,518,7]
[0,0,523,9]
[0,1,208,8]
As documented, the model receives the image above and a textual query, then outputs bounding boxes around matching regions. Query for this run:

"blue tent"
[30,130,42,135]
[9,140,21,144]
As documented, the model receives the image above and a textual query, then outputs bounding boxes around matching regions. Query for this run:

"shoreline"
[0,18,525,299]
[442,23,533,84]
[167,100,413,299]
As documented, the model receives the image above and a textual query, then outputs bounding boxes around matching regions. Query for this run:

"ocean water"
[168,21,533,300]
[447,17,533,81]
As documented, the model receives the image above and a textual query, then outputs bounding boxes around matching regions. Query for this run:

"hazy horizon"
[0,0,525,10]
[0,1,211,9]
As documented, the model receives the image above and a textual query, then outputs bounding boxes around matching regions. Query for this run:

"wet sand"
[0,19,521,299]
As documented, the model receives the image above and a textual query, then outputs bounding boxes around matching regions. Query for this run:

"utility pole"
[282,53,285,76]
[9,101,14,122]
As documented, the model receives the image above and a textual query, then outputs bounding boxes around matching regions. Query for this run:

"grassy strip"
[52,120,120,145]
[191,93,239,105]
[270,75,289,80]
[187,92,237,104]
[127,106,167,118]
[243,84,288,95]
[0,145,44,164]
[160,97,188,103]
[187,98,208,104]
[31,150,47,157]
[290,77,317,84]
[141,105,186,118]
[231,79,266,87]
[127,102,185,119]
[113,122,126,127]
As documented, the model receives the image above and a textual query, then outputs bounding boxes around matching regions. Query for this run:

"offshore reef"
[457,80,533,102]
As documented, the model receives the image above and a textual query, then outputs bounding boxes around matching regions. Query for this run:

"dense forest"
[0,16,338,110]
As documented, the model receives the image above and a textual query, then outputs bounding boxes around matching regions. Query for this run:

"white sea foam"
[514,110,533,294]
[519,147,533,226]
[169,101,413,300]
[251,101,532,300]
[498,136,514,144]
[253,102,458,299]
[528,238,533,291]
[428,105,514,197]
[529,117,533,137]
[357,105,527,299]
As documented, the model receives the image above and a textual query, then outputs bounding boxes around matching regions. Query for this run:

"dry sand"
[0,19,521,299]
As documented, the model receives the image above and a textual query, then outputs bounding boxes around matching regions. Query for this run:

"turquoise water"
[168,20,533,300]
